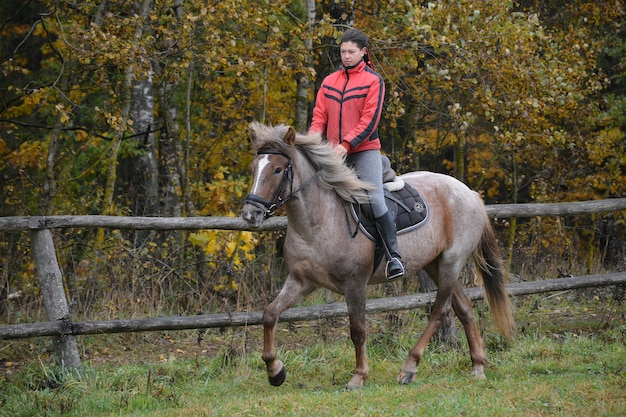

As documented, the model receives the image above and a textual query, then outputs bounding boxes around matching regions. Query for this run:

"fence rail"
[1,273,625,341]
[1,197,625,368]
[2,198,626,232]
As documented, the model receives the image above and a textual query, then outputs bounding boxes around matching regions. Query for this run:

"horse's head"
[242,123,296,228]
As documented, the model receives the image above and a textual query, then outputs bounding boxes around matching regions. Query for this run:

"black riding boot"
[375,211,405,280]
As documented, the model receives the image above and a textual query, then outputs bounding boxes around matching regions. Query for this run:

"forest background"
[1,0,625,323]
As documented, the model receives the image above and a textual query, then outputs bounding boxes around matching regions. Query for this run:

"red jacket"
[310,60,385,153]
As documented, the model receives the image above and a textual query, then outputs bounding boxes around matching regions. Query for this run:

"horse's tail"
[472,216,515,339]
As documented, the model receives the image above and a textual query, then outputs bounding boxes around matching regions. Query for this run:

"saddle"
[349,156,429,274]
[350,156,429,242]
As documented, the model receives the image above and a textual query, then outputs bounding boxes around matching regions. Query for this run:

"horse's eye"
[274,167,282,174]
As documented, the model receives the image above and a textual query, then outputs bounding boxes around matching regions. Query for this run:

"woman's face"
[340,41,365,68]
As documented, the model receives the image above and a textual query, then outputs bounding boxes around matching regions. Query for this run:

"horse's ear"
[248,123,259,145]
[284,127,296,146]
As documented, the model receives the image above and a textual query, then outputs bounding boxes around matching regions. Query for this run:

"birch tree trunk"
[128,74,158,219]
[99,0,152,215]
[127,20,158,245]
[293,0,316,132]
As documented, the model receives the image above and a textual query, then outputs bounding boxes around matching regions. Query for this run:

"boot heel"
[386,257,405,280]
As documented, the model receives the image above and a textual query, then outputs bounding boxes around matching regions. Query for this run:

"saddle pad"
[350,183,430,242]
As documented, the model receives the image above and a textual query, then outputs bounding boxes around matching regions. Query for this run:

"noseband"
[244,148,318,219]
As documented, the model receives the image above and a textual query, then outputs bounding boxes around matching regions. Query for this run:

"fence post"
[31,229,82,369]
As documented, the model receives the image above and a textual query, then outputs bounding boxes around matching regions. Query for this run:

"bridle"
[244,149,318,219]
[244,149,293,218]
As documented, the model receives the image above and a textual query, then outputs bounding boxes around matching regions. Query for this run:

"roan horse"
[241,122,515,389]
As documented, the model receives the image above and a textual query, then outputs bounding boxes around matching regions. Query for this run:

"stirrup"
[385,257,405,280]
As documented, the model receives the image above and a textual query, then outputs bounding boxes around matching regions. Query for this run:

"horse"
[241,122,515,389]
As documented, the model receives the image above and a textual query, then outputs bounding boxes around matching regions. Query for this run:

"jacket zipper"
[339,68,350,145]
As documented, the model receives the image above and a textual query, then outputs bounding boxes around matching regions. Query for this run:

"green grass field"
[1,290,624,416]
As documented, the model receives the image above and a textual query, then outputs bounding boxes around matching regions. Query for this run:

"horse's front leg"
[345,284,369,390]
[262,275,313,386]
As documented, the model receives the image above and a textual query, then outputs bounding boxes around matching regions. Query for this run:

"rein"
[244,149,319,219]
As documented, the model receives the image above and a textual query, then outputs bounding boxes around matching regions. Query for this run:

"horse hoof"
[397,370,416,385]
[268,366,286,386]
[345,375,365,390]
[471,368,487,380]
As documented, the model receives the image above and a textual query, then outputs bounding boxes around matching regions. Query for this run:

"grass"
[1,289,625,416]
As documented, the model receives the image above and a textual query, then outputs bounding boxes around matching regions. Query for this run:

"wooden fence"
[1,198,626,368]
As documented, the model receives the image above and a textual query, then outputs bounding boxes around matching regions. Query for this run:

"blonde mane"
[249,122,374,203]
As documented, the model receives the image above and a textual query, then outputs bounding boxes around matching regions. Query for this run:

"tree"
[0,0,624,320]
[352,0,624,269]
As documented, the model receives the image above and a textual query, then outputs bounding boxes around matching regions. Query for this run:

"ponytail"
[363,48,374,70]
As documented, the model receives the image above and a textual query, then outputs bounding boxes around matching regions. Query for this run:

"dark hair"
[340,28,370,49]
[340,28,374,69]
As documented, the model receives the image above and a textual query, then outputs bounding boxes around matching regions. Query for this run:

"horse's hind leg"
[397,285,453,385]
[262,275,313,386]
[451,285,487,379]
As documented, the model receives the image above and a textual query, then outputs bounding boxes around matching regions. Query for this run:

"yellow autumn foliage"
[188,224,258,293]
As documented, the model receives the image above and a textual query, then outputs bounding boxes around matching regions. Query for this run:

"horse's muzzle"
[241,203,266,228]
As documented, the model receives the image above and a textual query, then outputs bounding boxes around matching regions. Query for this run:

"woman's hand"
[335,142,349,157]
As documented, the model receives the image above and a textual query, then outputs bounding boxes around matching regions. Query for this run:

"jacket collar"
[342,60,366,74]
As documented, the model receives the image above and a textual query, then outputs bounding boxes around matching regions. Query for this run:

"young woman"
[309,28,404,279]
